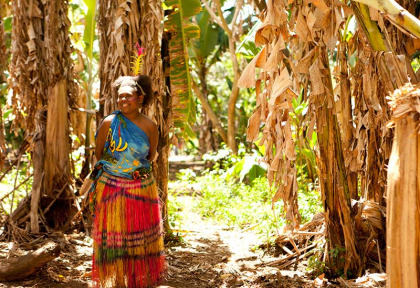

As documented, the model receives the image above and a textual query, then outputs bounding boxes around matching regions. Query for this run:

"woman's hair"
[112,75,154,107]
[133,74,153,107]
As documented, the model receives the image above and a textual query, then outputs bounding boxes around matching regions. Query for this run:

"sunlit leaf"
[83,0,97,61]
[164,0,201,139]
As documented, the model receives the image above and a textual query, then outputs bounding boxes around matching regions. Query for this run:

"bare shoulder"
[97,114,116,133]
[140,114,158,131]
[103,114,116,124]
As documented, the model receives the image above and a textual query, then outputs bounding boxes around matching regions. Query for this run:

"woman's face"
[117,91,144,114]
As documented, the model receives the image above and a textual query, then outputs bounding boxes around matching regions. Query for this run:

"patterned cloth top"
[95,110,151,179]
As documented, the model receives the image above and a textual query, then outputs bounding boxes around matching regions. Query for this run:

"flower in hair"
[131,42,146,76]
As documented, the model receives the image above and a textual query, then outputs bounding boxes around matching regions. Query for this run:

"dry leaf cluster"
[239,0,419,277]
[98,0,142,116]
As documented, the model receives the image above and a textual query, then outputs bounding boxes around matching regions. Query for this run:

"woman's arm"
[147,121,159,162]
[94,116,114,161]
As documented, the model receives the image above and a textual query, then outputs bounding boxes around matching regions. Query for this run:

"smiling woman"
[85,74,165,288]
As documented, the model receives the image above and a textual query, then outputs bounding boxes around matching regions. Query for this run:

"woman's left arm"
[147,122,159,162]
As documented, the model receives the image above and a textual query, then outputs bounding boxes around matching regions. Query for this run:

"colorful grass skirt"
[92,172,165,288]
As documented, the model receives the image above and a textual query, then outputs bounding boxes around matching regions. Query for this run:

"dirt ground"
[0,195,385,288]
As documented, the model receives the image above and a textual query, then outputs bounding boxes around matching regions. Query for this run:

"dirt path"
[0,196,323,288]
[159,196,316,288]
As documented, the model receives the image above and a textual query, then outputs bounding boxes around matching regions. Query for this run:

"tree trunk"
[315,47,360,277]
[387,84,420,288]
[227,35,240,154]
[192,80,227,145]
[98,0,141,116]
[352,1,417,205]
[198,67,213,155]
[43,80,74,229]
[194,67,224,154]
[9,0,75,231]
[0,241,60,281]
[202,0,243,154]
[30,111,46,233]
[337,43,358,200]
[138,1,169,233]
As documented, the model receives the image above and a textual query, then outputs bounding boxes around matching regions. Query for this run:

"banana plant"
[82,0,97,175]
[164,0,202,139]
[352,0,420,39]
[351,2,386,51]
[190,9,229,143]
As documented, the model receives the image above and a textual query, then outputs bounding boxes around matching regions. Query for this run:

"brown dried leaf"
[269,68,292,106]
[309,58,325,95]
[272,185,284,203]
[247,108,261,142]
[296,49,316,74]
[312,0,330,14]
[284,121,296,160]
[369,7,379,21]
[296,12,311,42]
[238,47,266,88]
[264,35,285,72]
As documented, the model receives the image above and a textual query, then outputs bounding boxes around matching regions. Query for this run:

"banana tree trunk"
[352,1,416,205]
[139,1,169,233]
[387,84,420,288]
[9,0,75,231]
[337,43,358,200]
[315,47,360,277]
[98,0,141,116]
[43,2,75,229]
[43,80,74,229]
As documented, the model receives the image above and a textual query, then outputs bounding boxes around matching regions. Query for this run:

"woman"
[89,75,165,287]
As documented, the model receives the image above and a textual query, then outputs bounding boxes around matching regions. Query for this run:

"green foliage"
[168,192,185,230]
[411,55,420,73]
[328,246,348,277]
[308,251,326,275]
[227,153,266,183]
[82,0,97,61]
[202,143,266,183]
[173,145,322,243]
[164,0,201,139]
[192,11,222,61]
[0,158,33,214]
[176,168,197,183]
[194,174,280,232]
[297,175,322,223]
[70,136,86,177]
[236,19,261,58]
[290,89,317,182]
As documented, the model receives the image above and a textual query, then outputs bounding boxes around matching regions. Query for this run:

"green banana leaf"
[191,10,229,68]
[164,0,201,139]
[83,0,97,60]
[351,3,386,51]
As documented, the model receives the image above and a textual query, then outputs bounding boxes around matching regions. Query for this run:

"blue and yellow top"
[95,110,152,179]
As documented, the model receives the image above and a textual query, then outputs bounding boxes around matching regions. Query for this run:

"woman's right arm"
[94,116,114,161]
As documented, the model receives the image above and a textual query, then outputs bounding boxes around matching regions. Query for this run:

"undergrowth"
[168,145,322,244]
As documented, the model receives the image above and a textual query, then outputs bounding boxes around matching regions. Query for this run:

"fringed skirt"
[92,172,165,288]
